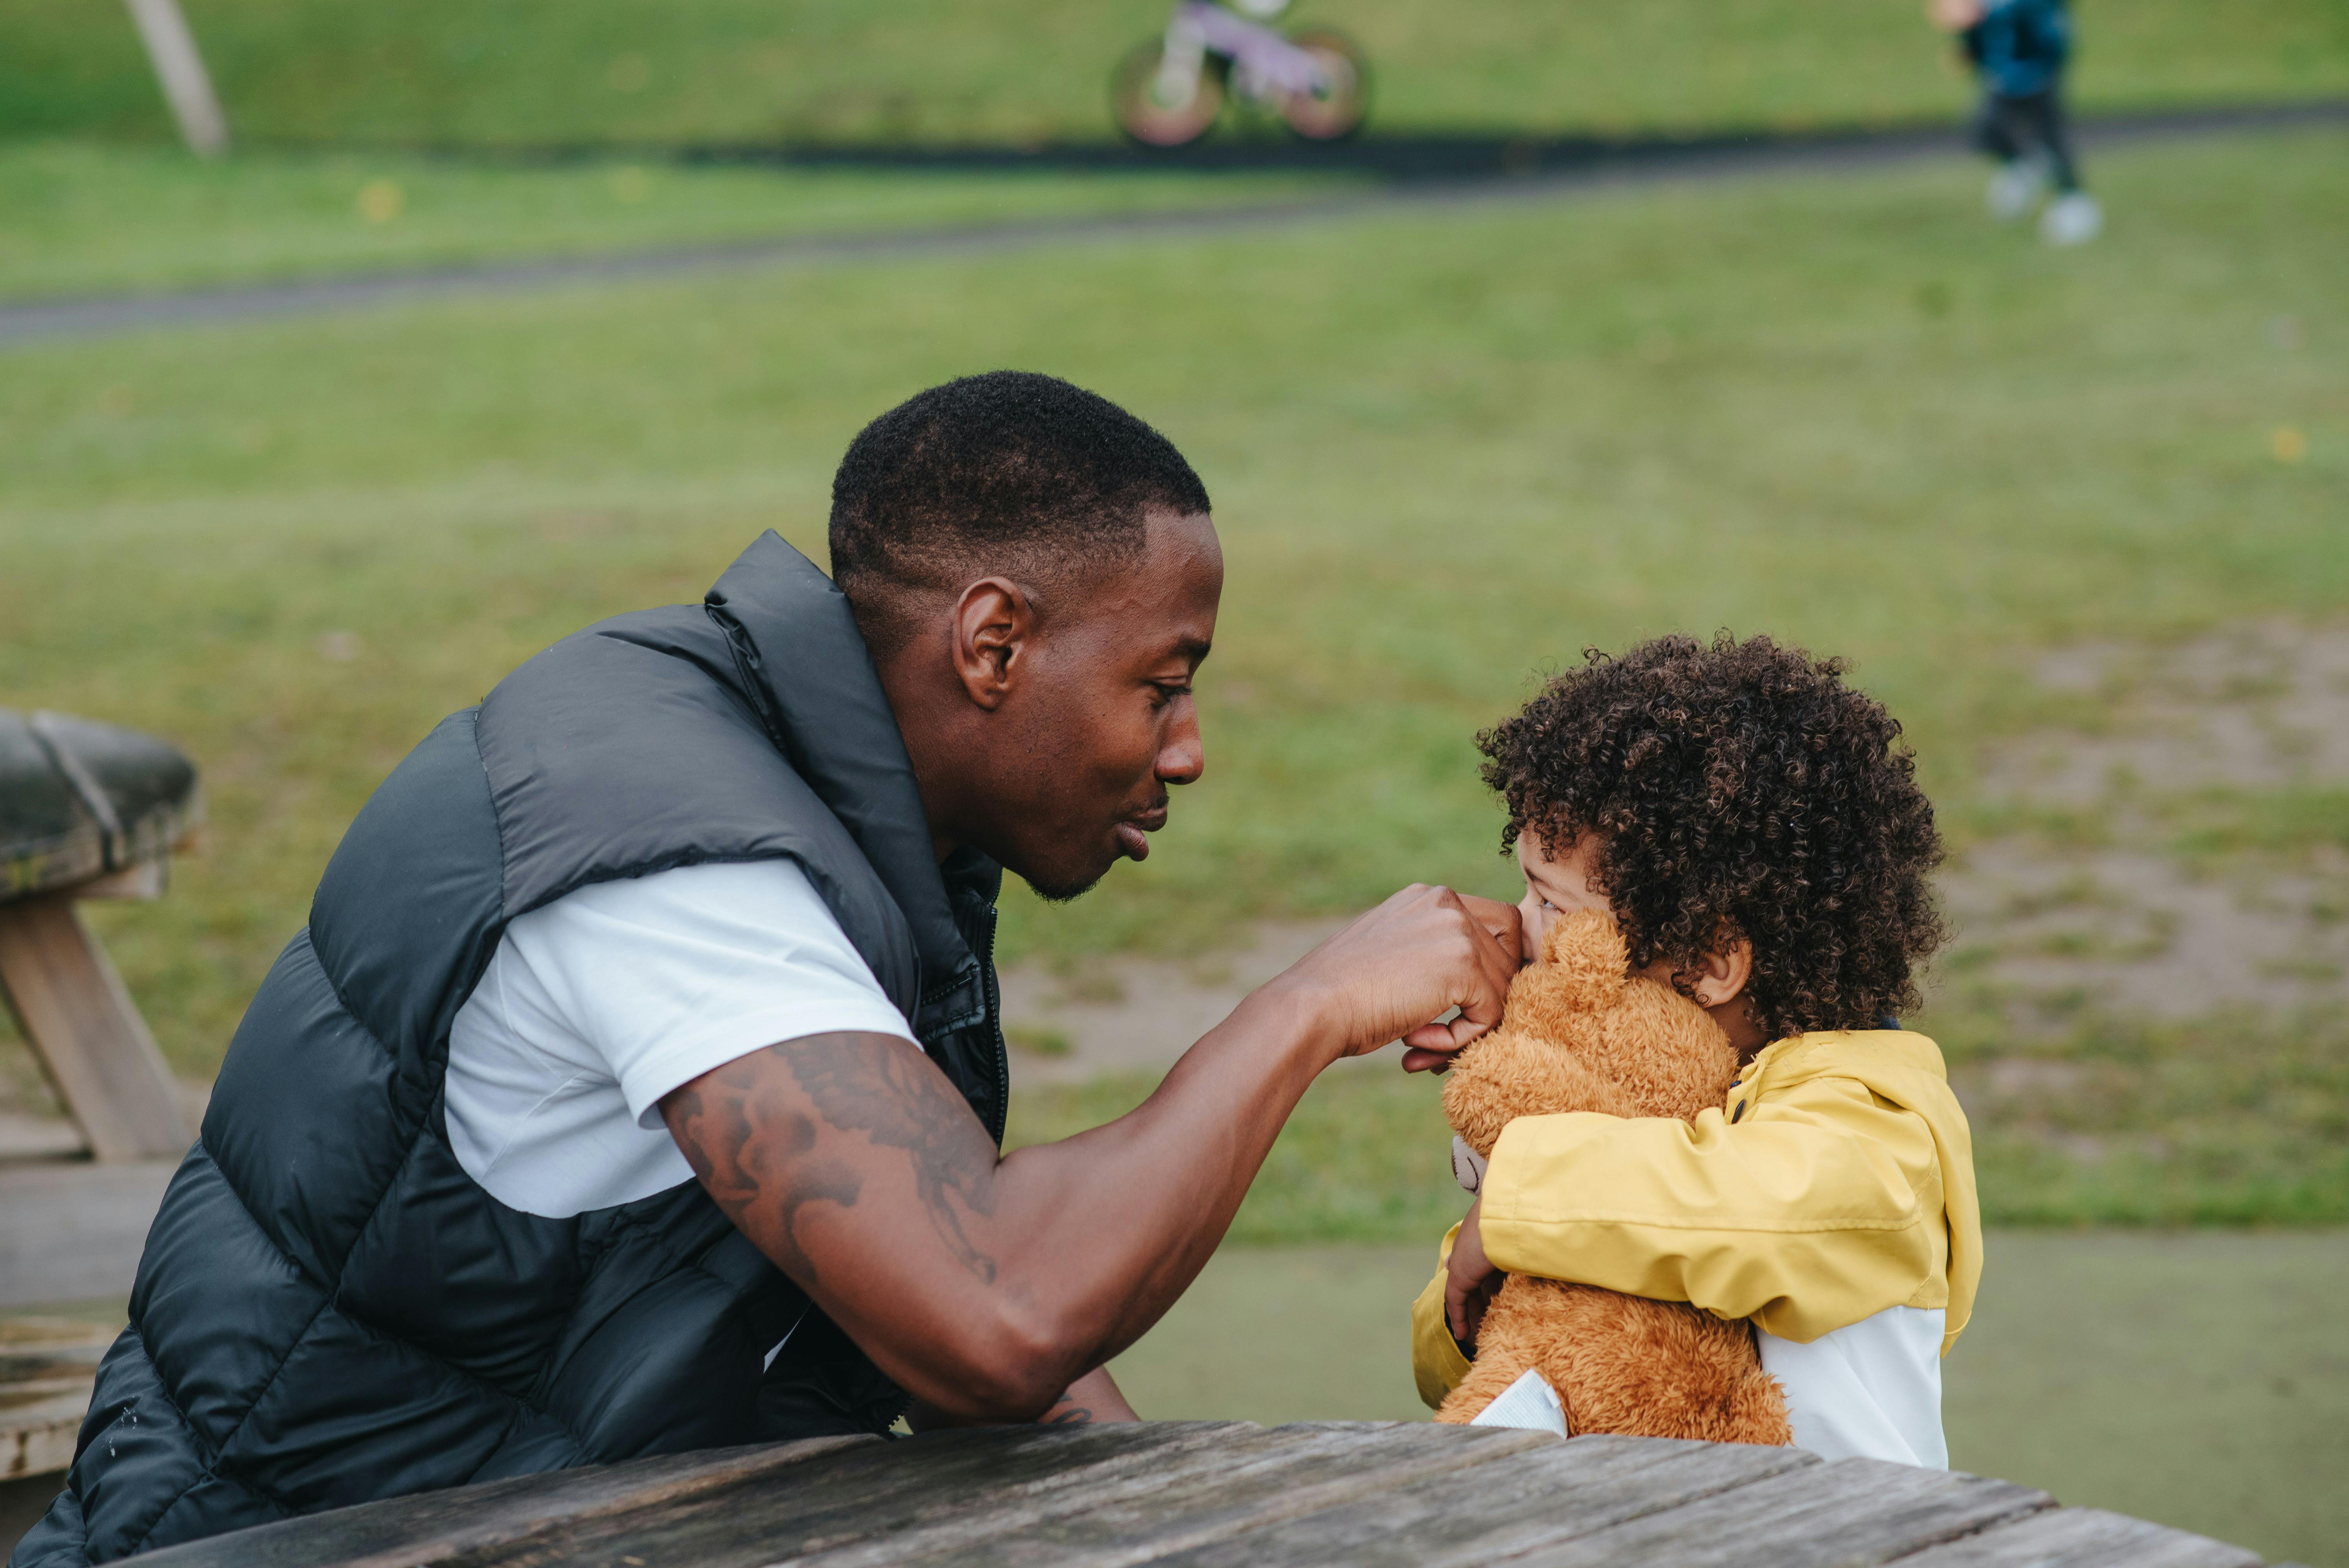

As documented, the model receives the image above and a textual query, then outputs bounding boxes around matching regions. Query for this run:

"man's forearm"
[663,882,1520,1422]
[665,984,1339,1420]
[985,982,1340,1363]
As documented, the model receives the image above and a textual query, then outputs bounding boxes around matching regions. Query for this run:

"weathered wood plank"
[480,1422,1513,1568]
[376,1423,1267,1568]
[1142,1433,1817,1568]
[1889,1506,2266,1568]
[0,1317,114,1386]
[784,1421,1561,1568]
[1,1317,112,1481]
[3,1381,93,1481]
[1507,1458,2052,1568]
[0,894,187,1161]
[130,1436,882,1568]
[126,1424,2268,1568]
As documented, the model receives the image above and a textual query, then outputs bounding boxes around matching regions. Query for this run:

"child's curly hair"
[1478,633,1946,1040]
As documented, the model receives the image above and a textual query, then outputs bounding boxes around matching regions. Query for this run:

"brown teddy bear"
[1434,908,1794,1445]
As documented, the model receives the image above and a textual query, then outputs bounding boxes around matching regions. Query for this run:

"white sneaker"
[1986,159,2047,220]
[2041,191,2103,246]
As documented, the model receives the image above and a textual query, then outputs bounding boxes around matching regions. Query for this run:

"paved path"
[4,100,2341,349]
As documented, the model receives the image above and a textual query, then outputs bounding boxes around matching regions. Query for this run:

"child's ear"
[1686,938,1754,1009]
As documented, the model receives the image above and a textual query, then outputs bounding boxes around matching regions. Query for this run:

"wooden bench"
[121,1422,2267,1568]
[0,1318,110,1486]
[0,709,201,1164]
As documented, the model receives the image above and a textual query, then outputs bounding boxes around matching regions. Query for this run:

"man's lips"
[1114,802,1170,862]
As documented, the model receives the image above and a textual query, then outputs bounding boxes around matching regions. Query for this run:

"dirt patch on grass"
[1929,622,2349,1220]
[1940,620,2349,1027]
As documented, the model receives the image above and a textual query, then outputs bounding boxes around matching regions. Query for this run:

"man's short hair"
[828,372,1211,646]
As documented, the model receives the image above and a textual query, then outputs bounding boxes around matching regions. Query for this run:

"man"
[16,372,1517,1566]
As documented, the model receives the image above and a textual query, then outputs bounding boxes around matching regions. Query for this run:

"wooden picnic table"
[122,1421,2265,1568]
[0,708,201,1164]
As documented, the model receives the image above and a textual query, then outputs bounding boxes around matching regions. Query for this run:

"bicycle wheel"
[1277,27,1368,141]
[1110,39,1226,147]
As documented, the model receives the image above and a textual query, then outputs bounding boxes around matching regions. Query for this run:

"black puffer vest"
[12,535,1008,1567]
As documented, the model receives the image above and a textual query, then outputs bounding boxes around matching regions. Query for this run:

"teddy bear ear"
[1543,909,1629,1010]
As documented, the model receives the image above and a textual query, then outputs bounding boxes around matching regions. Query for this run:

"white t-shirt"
[1760,1307,1947,1468]
[445,859,917,1219]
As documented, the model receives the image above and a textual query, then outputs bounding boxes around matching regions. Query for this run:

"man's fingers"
[1402,1019,1462,1053]
[1456,893,1523,965]
[1423,888,1513,1036]
[1436,1012,1497,1050]
[1399,1046,1453,1074]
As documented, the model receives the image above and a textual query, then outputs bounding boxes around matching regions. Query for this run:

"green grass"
[4,0,2345,148]
[1105,1232,2349,1568]
[0,139,1350,303]
[1,128,2344,1221]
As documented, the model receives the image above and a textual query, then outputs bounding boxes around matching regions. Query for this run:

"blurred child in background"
[1930,0,2101,246]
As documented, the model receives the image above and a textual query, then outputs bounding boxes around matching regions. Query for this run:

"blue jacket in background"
[1964,0,2071,98]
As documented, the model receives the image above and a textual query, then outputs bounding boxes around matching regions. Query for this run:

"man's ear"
[950,577,1035,712]
[1686,938,1754,1009]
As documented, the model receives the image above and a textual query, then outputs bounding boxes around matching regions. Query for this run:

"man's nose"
[1158,700,1205,786]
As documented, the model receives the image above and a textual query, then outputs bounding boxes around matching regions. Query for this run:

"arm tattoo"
[1041,1398,1094,1427]
[777,1035,1000,1283]
[667,1033,1000,1287]
[667,1083,863,1286]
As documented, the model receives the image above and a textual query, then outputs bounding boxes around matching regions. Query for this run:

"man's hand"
[1269,885,1520,1065]
[909,1366,1137,1431]
[1395,892,1521,1073]
[1040,1366,1139,1426]
[1445,1198,1503,1349]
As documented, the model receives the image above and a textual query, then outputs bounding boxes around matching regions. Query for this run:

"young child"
[1410,634,1979,1468]
[1931,0,2101,245]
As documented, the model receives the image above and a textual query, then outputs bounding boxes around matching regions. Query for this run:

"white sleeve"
[495,857,918,1129]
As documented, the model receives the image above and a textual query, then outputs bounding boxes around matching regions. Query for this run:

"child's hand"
[1445,1198,1503,1348]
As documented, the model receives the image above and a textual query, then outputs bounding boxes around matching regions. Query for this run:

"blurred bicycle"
[1111,0,1369,146]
